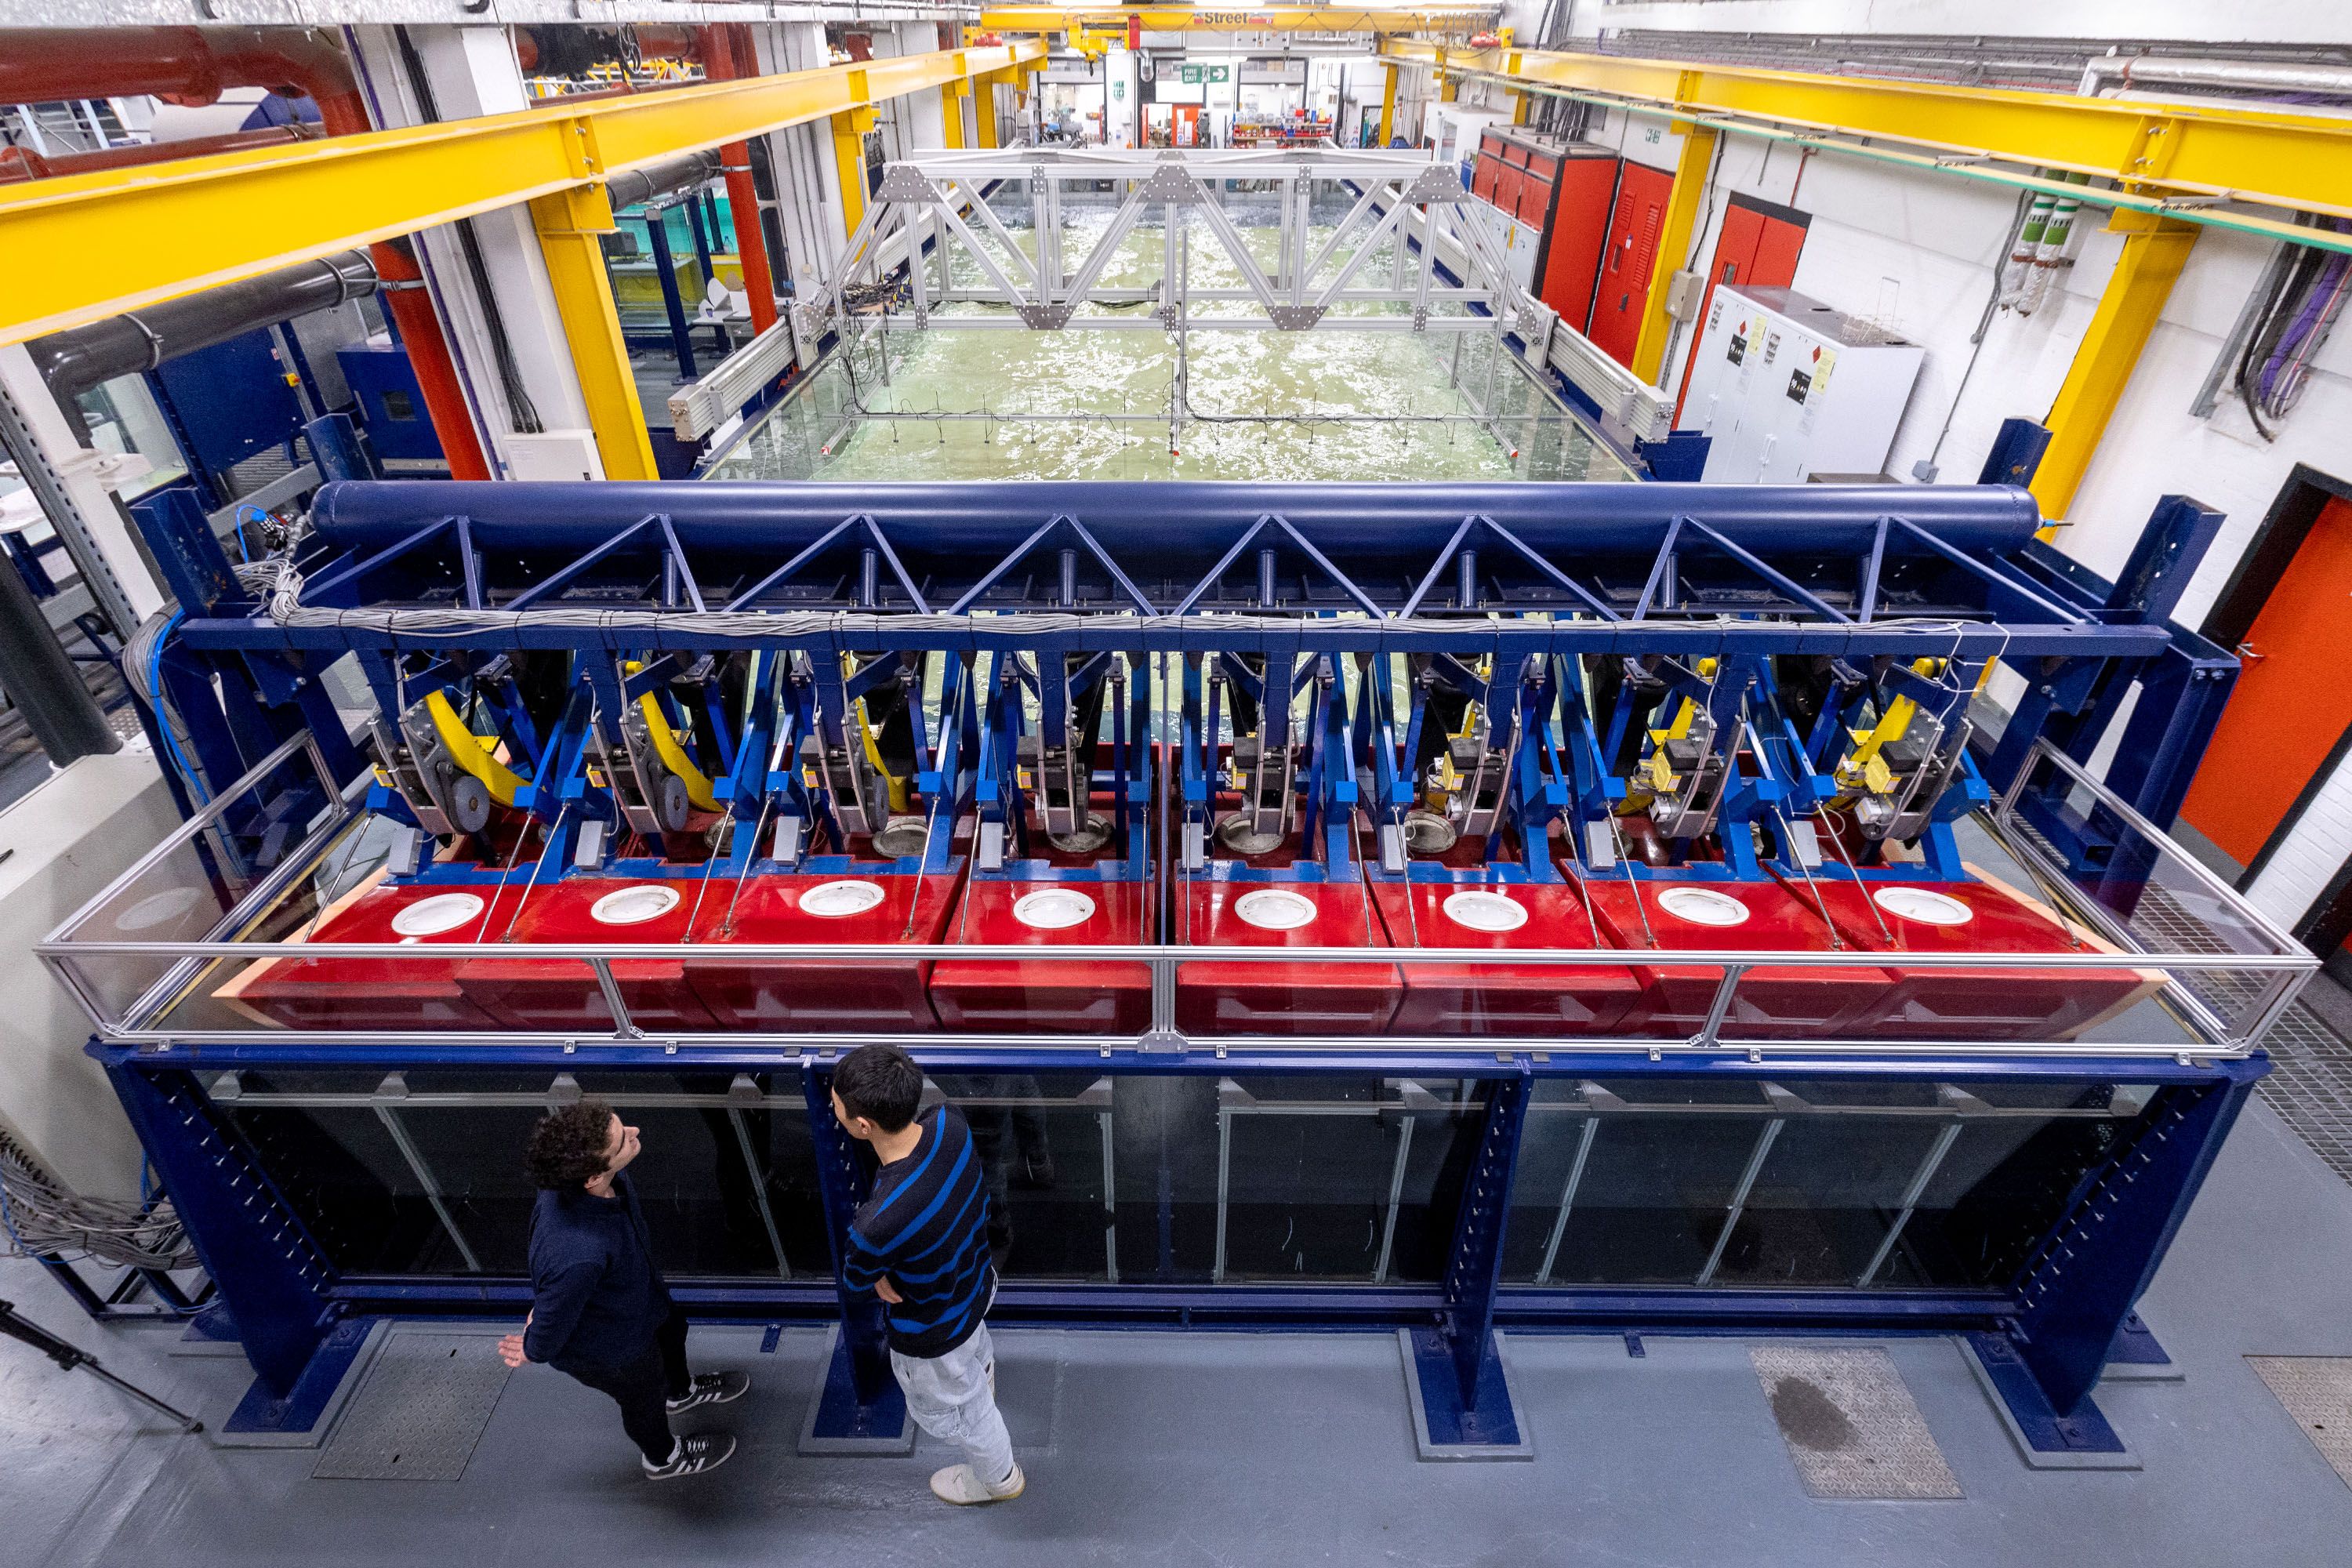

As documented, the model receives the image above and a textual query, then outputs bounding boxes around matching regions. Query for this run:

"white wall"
[1571,1,2352,45]
[0,745,180,1200]
[1545,98,2352,612]
[1483,88,2352,927]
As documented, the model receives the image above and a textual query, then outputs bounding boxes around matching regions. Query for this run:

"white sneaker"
[930,1461,1025,1504]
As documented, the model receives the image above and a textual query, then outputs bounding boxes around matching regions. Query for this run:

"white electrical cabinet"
[1682,285,1925,484]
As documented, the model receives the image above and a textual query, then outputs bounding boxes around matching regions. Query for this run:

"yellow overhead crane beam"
[1385,39,2352,523]
[0,41,1046,350]
[979,6,1498,35]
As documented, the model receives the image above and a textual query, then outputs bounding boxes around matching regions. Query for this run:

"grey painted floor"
[8,1095,2352,1568]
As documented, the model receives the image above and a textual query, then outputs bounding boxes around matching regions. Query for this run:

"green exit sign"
[1208,64,1231,82]
[1180,64,1203,84]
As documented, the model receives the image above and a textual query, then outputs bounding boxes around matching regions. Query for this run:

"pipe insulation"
[24,252,377,401]
[2081,56,2352,100]
[604,150,726,215]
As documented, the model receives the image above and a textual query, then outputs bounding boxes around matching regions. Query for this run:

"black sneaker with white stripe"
[666,1370,750,1415]
[644,1432,736,1479]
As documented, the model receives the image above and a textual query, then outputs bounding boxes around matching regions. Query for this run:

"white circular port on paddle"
[1234,888,1318,931]
[1442,890,1528,933]
[1872,886,1974,927]
[390,892,486,937]
[1013,888,1097,930]
[114,886,202,933]
[800,879,887,918]
[1655,886,1751,928]
[590,884,681,926]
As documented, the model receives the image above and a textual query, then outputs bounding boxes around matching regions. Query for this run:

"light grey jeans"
[890,1322,1015,1486]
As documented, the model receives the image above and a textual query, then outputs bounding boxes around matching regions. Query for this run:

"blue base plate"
[796,1324,914,1456]
[1399,1327,1534,1461]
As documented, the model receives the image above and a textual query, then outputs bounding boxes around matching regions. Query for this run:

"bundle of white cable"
[0,1127,198,1272]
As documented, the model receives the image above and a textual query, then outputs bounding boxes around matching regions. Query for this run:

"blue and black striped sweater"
[844,1103,998,1357]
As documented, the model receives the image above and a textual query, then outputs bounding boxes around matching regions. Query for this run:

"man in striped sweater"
[829,1044,1025,1505]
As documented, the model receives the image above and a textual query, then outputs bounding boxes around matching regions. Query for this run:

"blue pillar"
[1403,1067,1534,1458]
[684,197,717,291]
[99,1052,372,1434]
[1968,1059,2266,1465]
[641,209,700,380]
[1976,417,2053,488]
[303,412,378,483]
[797,1061,912,1453]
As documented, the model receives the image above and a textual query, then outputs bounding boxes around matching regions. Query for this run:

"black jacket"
[523,1170,671,1371]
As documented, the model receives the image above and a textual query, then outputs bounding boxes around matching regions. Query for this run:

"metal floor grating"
[1751,1345,1961,1500]
[310,1329,512,1482]
[1989,824,2352,1183]
[2249,1000,2352,1186]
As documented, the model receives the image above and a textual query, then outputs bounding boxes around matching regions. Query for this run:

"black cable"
[2236,222,2323,443]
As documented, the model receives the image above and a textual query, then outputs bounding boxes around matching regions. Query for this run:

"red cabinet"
[1673,193,1811,422]
[1588,159,1673,368]
[1536,154,1618,334]
[1463,130,1622,344]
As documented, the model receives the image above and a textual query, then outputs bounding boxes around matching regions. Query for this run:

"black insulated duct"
[604,149,723,214]
[25,249,377,403]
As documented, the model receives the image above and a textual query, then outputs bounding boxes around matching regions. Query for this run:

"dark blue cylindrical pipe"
[309,480,2044,564]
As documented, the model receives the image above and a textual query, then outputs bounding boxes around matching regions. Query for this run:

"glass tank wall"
[215,1066,2150,1296]
[702,195,1634,484]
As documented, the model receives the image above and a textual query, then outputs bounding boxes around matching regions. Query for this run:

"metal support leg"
[1534,1116,1599,1286]
[643,209,700,380]
[797,1058,912,1454]
[1401,1069,1534,1459]
[726,1105,793,1280]
[1697,1117,1784,1284]
[1373,1111,1417,1284]
[1965,1061,2264,1468]
[1098,1105,1120,1283]
[100,1053,372,1436]
[375,1105,481,1273]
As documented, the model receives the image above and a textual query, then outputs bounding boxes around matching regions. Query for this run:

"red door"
[2181,496,2352,866]
[1588,160,1671,367]
[1537,156,1617,330]
[1673,194,1809,423]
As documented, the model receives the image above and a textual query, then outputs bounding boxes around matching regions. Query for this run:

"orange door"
[2181,497,2352,865]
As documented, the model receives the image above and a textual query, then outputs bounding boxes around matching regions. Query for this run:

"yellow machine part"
[638,693,720,811]
[1834,695,1918,800]
[856,703,912,814]
[423,690,528,808]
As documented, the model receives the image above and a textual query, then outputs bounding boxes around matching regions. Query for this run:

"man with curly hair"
[497,1098,746,1478]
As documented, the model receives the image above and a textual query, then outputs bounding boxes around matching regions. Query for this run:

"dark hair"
[832,1044,923,1132]
[528,1098,618,1191]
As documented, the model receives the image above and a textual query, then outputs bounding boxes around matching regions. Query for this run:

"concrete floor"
[7,1094,2352,1568]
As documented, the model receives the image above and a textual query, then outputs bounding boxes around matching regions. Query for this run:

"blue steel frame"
[91,470,2258,1457]
[91,1036,2263,1457]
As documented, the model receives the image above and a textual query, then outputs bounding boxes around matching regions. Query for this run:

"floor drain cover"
[1751,1345,1961,1500]
[2249,1356,2352,1489]
[312,1330,512,1482]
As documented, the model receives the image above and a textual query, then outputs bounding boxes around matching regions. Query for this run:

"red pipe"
[0,123,314,184]
[0,26,492,481]
[700,24,780,336]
